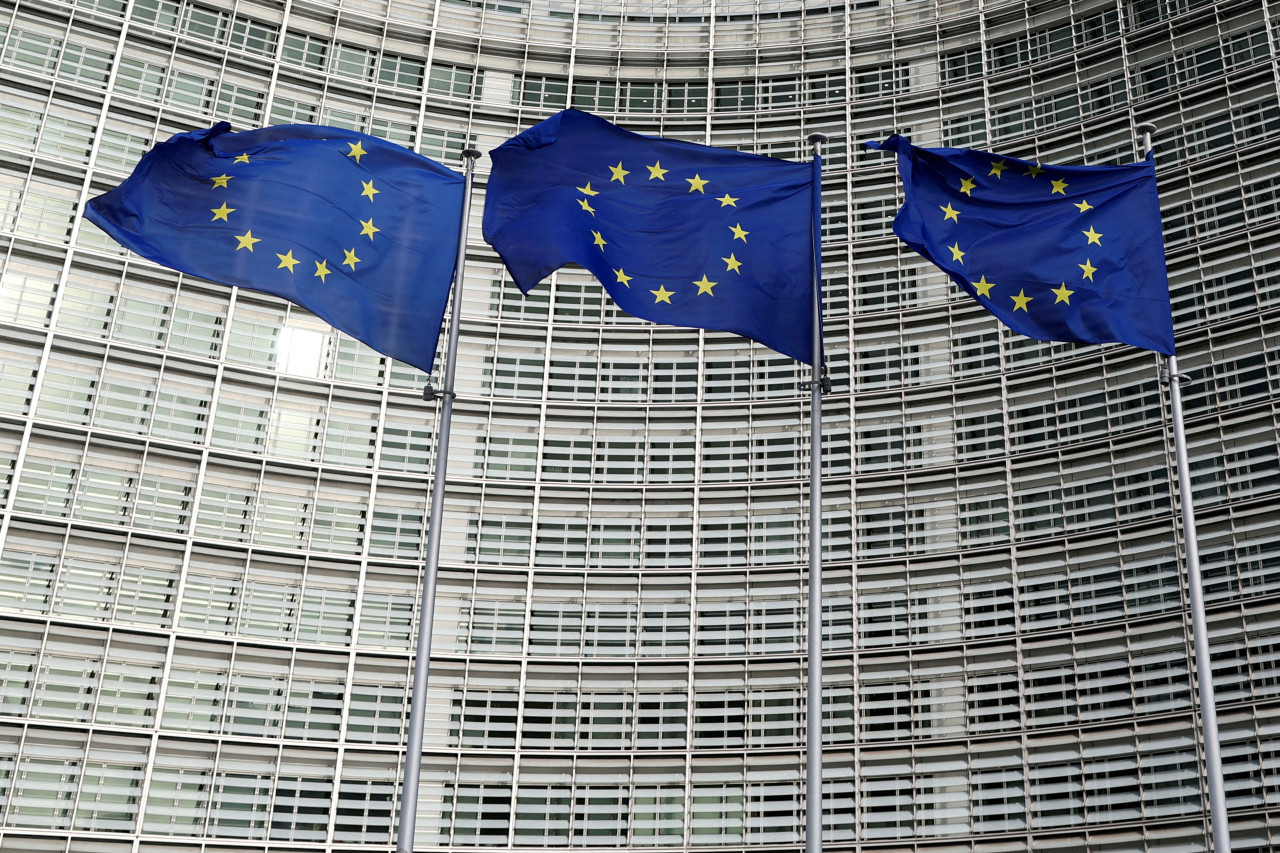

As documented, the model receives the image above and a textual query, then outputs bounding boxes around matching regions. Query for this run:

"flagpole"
[397,146,481,853]
[1138,122,1232,853]
[805,131,827,853]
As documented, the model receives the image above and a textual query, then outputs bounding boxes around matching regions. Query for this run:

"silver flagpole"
[1138,121,1232,853]
[397,146,481,853]
[805,131,827,853]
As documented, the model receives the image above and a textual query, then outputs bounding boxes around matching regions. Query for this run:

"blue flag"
[866,135,1175,356]
[85,122,464,374]
[483,109,820,364]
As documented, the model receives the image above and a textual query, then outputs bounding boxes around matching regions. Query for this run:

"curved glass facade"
[0,0,1278,849]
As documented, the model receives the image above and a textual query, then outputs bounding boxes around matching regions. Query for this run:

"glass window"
[209,746,274,839]
[348,656,407,744]
[285,656,346,741]
[379,53,425,89]
[335,753,396,842]
[168,286,226,357]
[114,540,180,627]
[166,70,215,112]
[143,742,215,834]
[4,28,61,75]
[179,548,244,635]
[514,763,571,843]
[429,63,480,98]
[162,642,231,732]
[282,30,328,70]
[330,43,375,80]
[131,0,180,29]
[632,761,684,843]
[9,731,87,830]
[689,759,744,843]
[229,15,278,56]
[270,751,334,841]
[517,73,568,109]
[358,569,416,648]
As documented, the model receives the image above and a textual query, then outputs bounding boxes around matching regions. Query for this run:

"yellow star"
[1025,163,1044,177]
[989,160,1007,178]
[1052,283,1074,304]
[1079,259,1098,281]
[694,274,716,295]
[579,198,596,216]
[211,174,232,188]
[651,285,674,304]
[948,242,964,264]
[1083,226,1103,245]
[729,223,748,242]
[592,230,607,250]
[314,259,331,282]
[686,174,708,194]
[1051,178,1068,195]
[973,275,996,297]
[276,250,299,272]
[343,248,361,270]
[360,218,379,240]
[1075,199,1093,213]
[716,193,739,207]
[609,162,629,184]
[940,203,960,222]
[347,141,367,163]
[723,253,742,273]
[210,202,235,221]
[1011,289,1033,311]
[614,268,632,287]
[577,182,599,196]
[959,177,976,196]
[234,230,259,251]
[361,180,379,201]
[234,153,250,164]
[647,162,668,180]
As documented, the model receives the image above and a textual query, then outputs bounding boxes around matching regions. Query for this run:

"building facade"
[0,0,1278,849]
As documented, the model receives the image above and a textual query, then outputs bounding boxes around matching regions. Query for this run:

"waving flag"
[483,109,820,363]
[867,134,1175,355]
[85,122,465,373]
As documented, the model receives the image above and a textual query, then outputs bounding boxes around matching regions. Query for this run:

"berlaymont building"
[0,0,1278,848]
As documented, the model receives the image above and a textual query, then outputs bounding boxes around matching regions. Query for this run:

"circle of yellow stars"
[937,159,1106,315]
[209,139,381,285]
[577,159,747,304]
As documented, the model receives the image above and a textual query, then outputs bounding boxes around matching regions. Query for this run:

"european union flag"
[483,109,820,364]
[85,122,464,374]
[866,135,1175,356]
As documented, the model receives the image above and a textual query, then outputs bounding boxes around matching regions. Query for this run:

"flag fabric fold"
[85,122,465,374]
[866,134,1175,355]
[483,109,820,364]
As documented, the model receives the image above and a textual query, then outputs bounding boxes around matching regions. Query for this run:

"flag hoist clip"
[1157,361,1191,385]
[812,365,832,395]
[421,384,454,402]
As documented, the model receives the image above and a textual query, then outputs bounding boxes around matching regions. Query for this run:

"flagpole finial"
[807,132,827,157]
[1136,123,1157,156]
[463,148,481,160]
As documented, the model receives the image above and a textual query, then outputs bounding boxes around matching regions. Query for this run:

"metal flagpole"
[397,146,482,853]
[805,131,828,853]
[1138,121,1232,853]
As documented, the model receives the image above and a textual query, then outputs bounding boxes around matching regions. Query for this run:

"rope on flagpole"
[397,146,481,853]
[1140,121,1233,853]
[805,130,827,853]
